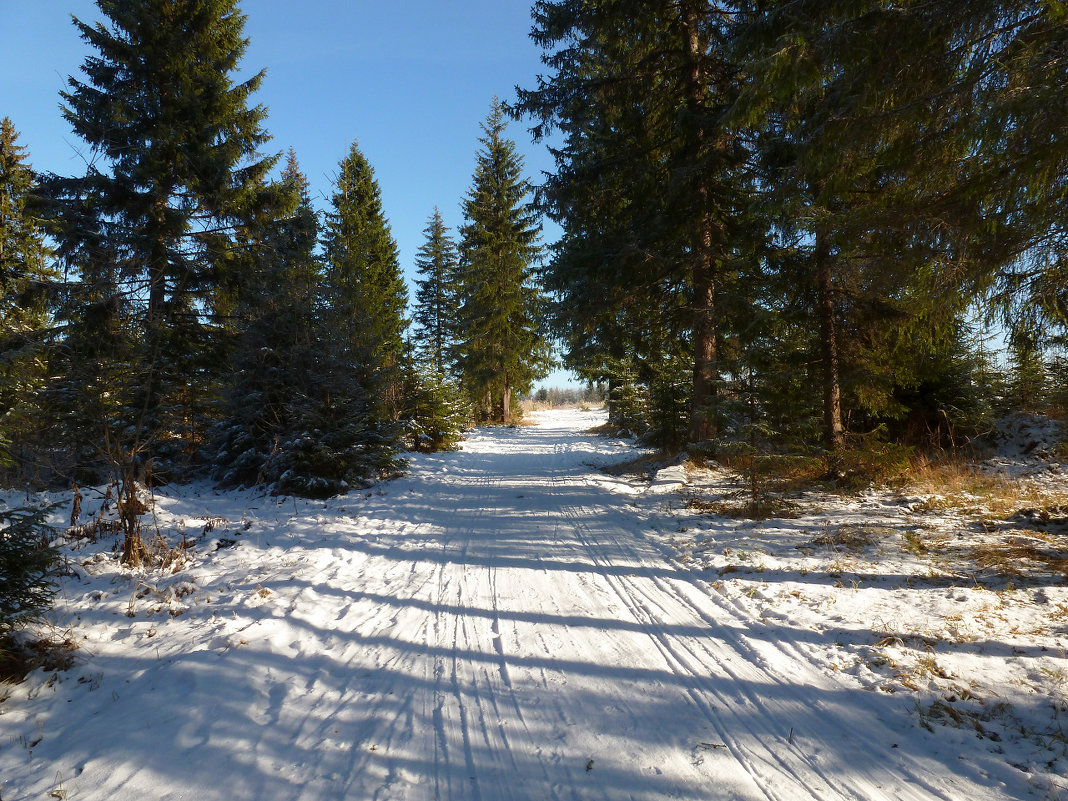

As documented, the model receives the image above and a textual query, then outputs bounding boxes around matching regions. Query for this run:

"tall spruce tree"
[405,208,466,452]
[515,1,752,443]
[455,100,551,422]
[730,1,981,455]
[397,347,467,453]
[0,120,59,625]
[1006,329,1048,413]
[50,0,279,476]
[323,140,409,423]
[412,208,460,376]
[212,150,324,488]
[39,170,130,482]
[730,0,1067,454]
[0,118,53,478]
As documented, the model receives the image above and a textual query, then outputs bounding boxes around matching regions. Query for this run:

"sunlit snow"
[1,409,1065,800]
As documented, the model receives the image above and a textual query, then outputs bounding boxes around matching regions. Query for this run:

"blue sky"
[1,1,577,387]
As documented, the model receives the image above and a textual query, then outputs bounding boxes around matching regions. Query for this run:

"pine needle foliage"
[730,0,1067,452]
[455,99,551,423]
[514,0,753,444]
[49,0,281,477]
[0,503,58,633]
[399,355,467,453]
[323,140,409,422]
[519,0,1066,459]
[212,150,329,490]
[0,118,54,481]
[412,208,460,376]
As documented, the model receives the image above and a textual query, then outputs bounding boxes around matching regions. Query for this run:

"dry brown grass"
[717,453,827,493]
[586,421,624,436]
[686,495,800,520]
[602,452,669,478]
[683,452,821,520]
[0,634,78,684]
[904,457,1068,517]
[918,699,1006,740]
[521,399,603,414]
[901,458,1068,580]
[65,518,123,542]
[804,524,891,552]
[971,533,1068,576]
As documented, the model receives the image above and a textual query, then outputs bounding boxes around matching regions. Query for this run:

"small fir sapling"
[0,503,58,632]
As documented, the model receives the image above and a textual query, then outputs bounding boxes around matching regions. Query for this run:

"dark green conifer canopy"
[455,99,551,420]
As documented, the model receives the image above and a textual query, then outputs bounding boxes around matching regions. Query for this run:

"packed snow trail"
[1,410,1035,800]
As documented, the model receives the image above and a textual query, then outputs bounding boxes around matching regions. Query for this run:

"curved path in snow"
[2,410,1026,800]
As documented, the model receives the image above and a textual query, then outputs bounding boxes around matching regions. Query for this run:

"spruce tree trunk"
[681,1,718,444]
[690,236,717,442]
[816,229,845,457]
[148,196,168,322]
[502,384,512,424]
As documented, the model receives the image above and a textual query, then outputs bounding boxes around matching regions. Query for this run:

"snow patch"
[649,463,689,493]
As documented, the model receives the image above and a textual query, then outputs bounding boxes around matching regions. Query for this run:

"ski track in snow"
[0,410,1053,800]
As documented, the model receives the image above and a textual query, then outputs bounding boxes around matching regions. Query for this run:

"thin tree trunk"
[148,195,168,322]
[502,384,512,424]
[690,237,717,442]
[116,455,148,567]
[681,1,718,443]
[815,228,845,457]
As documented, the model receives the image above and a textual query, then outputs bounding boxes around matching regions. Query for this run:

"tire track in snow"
[291,534,435,797]
[433,471,498,801]
[547,438,985,801]
[429,470,523,801]
[428,467,568,801]
[557,508,861,801]
[420,425,830,800]
[264,420,1023,801]
[547,443,809,800]
[88,416,1005,801]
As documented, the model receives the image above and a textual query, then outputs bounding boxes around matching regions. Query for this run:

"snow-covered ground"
[1,409,1066,800]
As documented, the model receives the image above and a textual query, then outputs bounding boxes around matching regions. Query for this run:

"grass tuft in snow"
[804,523,889,552]
[906,457,1068,516]
[0,632,77,684]
[971,534,1068,576]
[687,494,800,521]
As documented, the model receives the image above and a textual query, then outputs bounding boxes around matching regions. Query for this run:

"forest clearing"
[1,409,1065,800]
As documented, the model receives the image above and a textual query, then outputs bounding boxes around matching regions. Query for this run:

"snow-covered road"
[0,410,1043,799]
